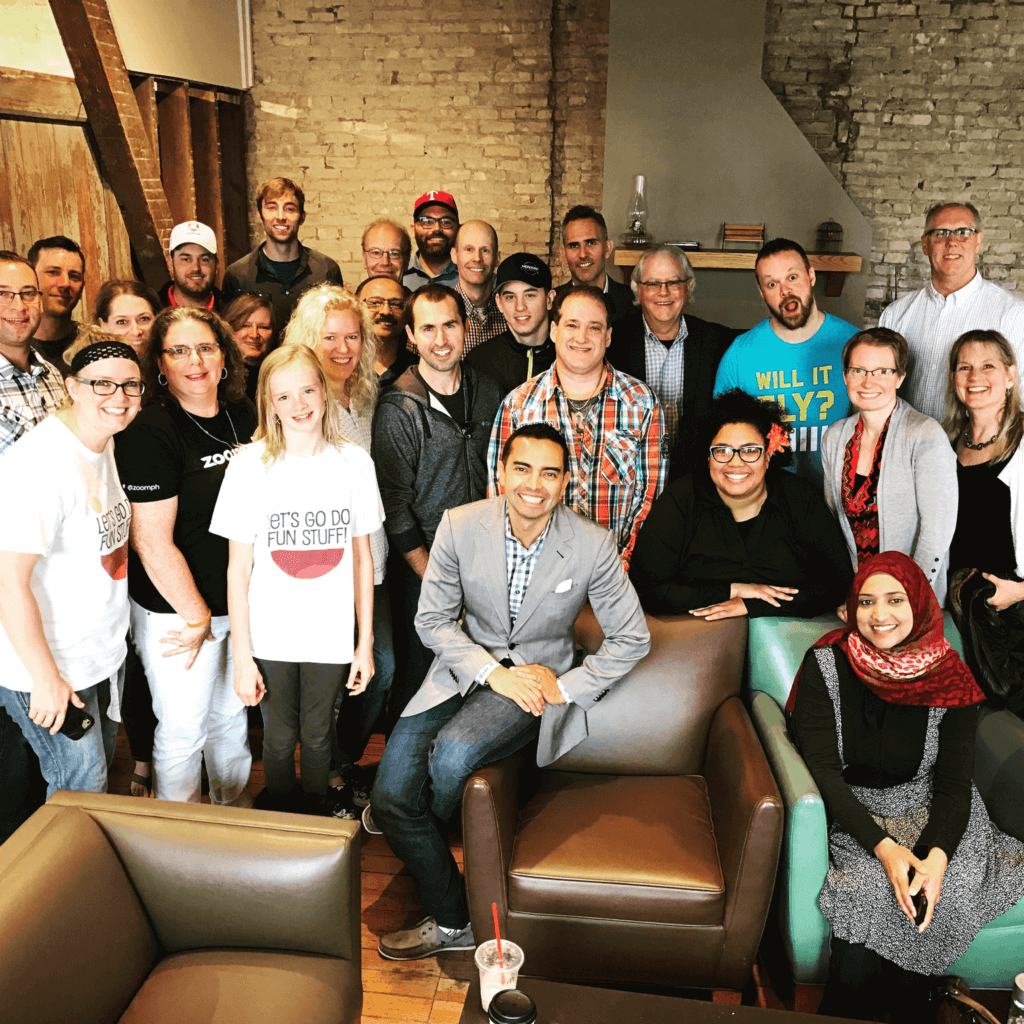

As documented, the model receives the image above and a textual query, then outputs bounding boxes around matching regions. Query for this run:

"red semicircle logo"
[271,548,344,580]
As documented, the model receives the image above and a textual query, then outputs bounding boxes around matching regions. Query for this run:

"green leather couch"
[746,614,1024,990]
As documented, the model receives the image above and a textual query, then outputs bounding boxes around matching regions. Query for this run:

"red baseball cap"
[413,190,459,219]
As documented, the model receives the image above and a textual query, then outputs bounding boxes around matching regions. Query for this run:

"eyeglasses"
[0,287,41,306]
[639,279,688,292]
[844,366,900,379]
[363,298,407,312]
[363,248,404,262]
[923,227,979,240]
[73,376,145,397]
[162,343,220,361]
[415,215,457,230]
[710,444,765,463]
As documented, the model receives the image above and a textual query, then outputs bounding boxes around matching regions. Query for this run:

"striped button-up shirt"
[643,316,688,450]
[487,363,667,569]
[457,280,507,356]
[879,271,1024,422]
[0,351,67,456]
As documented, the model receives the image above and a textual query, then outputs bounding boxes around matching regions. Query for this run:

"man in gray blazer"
[368,423,650,962]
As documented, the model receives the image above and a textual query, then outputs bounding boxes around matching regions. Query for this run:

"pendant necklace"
[182,406,238,446]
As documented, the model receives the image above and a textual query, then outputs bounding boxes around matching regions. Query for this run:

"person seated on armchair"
[630,388,852,620]
[366,422,650,961]
[788,551,1024,1022]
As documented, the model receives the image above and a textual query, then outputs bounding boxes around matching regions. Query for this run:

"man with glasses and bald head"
[361,218,412,283]
[879,201,1024,421]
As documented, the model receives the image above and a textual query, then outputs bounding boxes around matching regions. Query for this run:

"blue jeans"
[0,672,121,799]
[371,687,541,928]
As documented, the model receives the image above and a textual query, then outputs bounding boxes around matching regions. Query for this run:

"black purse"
[949,567,1024,714]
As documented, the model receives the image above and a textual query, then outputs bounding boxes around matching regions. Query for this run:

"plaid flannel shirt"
[487,363,667,569]
[457,280,507,355]
[0,351,67,456]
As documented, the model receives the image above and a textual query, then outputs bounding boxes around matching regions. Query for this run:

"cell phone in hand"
[58,702,95,741]
[907,867,928,925]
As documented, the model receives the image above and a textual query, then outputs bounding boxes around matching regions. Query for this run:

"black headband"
[69,341,140,375]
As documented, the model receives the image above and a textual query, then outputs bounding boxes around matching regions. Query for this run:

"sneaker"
[344,764,375,807]
[361,804,382,834]
[325,785,358,819]
[378,916,475,961]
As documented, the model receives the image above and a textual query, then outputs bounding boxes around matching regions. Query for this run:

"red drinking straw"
[491,901,505,967]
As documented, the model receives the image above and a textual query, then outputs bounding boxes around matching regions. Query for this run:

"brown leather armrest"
[703,696,784,987]
[462,750,528,943]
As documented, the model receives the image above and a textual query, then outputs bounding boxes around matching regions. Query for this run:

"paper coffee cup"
[475,939,524,1011]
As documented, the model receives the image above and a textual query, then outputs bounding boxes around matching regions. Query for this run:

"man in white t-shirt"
[879,201,1024,422]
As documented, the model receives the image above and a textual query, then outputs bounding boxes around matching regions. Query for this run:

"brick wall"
[247,0,610,284]
[762,0,1024,322]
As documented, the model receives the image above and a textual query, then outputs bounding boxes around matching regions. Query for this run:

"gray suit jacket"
[409,497,651,765]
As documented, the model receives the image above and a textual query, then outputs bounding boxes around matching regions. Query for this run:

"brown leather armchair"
[0,791,362,1024]
[462,612,783,994]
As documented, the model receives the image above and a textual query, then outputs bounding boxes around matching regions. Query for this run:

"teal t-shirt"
[713,313,857,484]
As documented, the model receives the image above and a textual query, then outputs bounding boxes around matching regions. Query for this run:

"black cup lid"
[488,988,537,1024]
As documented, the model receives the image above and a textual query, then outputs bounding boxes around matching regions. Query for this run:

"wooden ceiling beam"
[46,0,173,286]
[0,67,86,123]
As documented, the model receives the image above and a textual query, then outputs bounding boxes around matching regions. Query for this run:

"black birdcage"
[816,220,843,253]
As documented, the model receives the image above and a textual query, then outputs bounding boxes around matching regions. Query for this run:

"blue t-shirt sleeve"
[713,341,742,396]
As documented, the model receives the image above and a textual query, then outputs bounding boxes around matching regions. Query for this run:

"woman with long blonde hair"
[210,344,380,815]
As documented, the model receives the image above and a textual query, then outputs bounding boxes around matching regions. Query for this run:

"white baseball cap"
[168,221,217,256]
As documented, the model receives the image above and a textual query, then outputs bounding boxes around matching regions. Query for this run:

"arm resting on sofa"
[703,695,784,989]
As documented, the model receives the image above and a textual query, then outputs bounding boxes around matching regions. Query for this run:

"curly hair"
[282,284,378,415]
[944,329,1023,465]
[705,388,793,471]
[141,306,248,408]
[251,344,350,466]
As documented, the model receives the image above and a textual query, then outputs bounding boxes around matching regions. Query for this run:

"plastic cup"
[474,939,524,1010]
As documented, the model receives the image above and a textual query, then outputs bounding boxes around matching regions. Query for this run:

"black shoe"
[325,784,358,819]
[344,764,375,807]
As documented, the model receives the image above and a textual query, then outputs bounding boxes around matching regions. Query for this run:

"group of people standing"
[2,183,1024,1018]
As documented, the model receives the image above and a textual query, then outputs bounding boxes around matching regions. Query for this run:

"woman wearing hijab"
[788,552,1024,1022]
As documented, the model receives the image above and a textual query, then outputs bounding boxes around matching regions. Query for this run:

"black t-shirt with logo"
[114,399,257,615]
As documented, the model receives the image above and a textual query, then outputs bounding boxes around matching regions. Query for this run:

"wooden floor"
[105,725,1013,1024]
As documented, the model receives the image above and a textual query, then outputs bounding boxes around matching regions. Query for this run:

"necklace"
[962,429,998,451]
[182,406,238,446]
[566,370,606,436]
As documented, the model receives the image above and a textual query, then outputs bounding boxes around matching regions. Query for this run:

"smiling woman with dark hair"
[630,388,852,619]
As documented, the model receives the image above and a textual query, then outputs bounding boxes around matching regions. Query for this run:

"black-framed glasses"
[639,279,688,292]
[363,298,407,312]
[362,248,404,261]
[844,366,899,378]
[710,444,765,464]
[0,287,41,306]
[923,227,979,240]
[415,215,457,229]
[73,376,145,397]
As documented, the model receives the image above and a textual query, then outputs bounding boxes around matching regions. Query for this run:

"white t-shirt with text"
[210,441,382,664]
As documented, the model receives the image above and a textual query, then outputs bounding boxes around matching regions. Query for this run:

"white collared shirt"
[879,271,1024,421]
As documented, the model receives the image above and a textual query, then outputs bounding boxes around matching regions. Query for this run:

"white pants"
[130,599,251,804]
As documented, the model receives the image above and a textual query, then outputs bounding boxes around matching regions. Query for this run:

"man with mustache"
[29,235,85,376]
[158,221,222,314]
[879,201,1024,422]
[355,275,415,388]
[222,176,343,331]
[452,220,504,355]
[713,238,856,484]
[403,190,460,292]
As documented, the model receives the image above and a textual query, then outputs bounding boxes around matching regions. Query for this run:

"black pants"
[819,938,934,1022]
[0,705,47,844]
[255,659,345,797]
[121,630,157,763]
[384,554,435,733]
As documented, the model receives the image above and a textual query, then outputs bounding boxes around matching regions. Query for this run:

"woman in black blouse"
[629,388,852,619]
[789,552,1024,1022]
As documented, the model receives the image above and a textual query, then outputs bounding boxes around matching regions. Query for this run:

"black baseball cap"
[494,253,552,291]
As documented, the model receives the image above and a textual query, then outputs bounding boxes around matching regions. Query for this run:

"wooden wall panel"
[157,82,196,224]
[190,94,224,285]
[218,99,248,267]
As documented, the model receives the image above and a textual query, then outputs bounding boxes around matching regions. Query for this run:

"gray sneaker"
[361,804,382,834]
[378,916,476,960]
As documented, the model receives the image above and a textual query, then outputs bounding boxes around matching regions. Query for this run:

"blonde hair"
[252,344,349,466]
[60,326,139,410]
[282,284,378,415]
[944,329,1024,465]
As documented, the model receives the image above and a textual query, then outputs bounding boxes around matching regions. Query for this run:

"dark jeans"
[122,629,157,763]
[385,555,435,732]
[332,582,395,771]
[371,688,541,929]
[255,659,345,797]
[819,937,933,1023]
[0,705,47,844]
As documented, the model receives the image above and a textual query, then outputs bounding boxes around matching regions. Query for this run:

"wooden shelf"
[614,248,862,296]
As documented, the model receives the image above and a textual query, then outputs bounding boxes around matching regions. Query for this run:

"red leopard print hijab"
[787,551,985,710]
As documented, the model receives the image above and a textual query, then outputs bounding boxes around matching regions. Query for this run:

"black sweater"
[629,469,853,617]
[791,645,978,858]
[464,329,556,399]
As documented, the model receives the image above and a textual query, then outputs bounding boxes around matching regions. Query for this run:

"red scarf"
[841,413,891,563]
[785,551,985,711]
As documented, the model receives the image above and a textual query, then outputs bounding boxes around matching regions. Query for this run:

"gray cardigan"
[820,398,958,603]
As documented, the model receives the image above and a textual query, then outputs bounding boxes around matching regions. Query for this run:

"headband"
[70,341,140,375]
